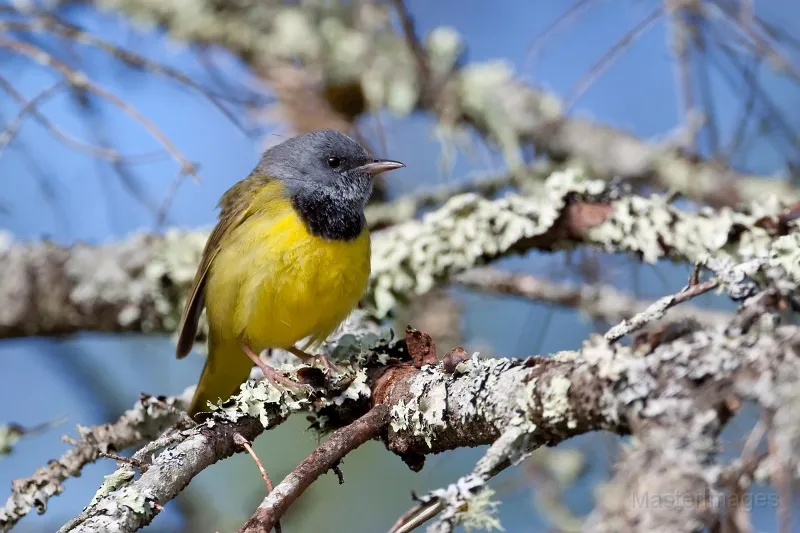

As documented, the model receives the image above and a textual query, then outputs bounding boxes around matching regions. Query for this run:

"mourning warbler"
[176,129,404,417]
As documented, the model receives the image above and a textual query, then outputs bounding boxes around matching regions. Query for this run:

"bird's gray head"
[256,129,404,240]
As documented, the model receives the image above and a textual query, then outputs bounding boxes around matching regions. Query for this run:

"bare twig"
[668,6,698,152]
[0,76,165,164]
[711,1,800,85]
[391,425,533,532]
[722,417,767,533]
[456,267,730,329]
[234,433,274,493]
[390,0,429,81]
[694,26,721,156]
[709,26,800,159]
[0,82,63,162]
[525,0,603,73]
[604,278,720,342]
[0,416,68,456]
[389,500,444,533]
[565,6,663,109]
[0,37,199,181]
[0,391,189,530]
[238,405,389,533]
[0,15,252,137]
[234,433,281,533]
[97,452,150,473]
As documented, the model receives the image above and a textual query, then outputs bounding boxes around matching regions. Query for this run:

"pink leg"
[287,346,343,374]
[242,344,300,390]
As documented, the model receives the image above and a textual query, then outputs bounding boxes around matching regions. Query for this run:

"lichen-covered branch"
[239,405,390,533]
[67,0,797,206]
[0,392,190,532]
[46,275,800,533]
[2,169,797,338]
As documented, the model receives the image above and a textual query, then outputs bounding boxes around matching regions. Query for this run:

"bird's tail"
[187,339,252,417]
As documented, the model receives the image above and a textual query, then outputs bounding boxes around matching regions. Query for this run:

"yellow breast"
[205,197,371,351]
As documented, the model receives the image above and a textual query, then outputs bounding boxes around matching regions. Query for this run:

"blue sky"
[1,1,798,531]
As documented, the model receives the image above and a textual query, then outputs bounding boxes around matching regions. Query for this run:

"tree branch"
[39,273,796,532]
[71,0,797,206]
[2,169,796,339]
[0,392,190,531]
[455,267,731,329]
[238,405,389,533]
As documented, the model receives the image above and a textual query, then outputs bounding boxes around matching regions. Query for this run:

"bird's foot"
[287,346,343,375]
[242,344,302,392]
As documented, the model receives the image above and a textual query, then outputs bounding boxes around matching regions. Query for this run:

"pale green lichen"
[426,26,463,74]
[145,227,208,332]
[368,167,597,317]
[540,375,577,429]
[388,376,447,448]
[390,399,410,433]
[115,490,150,515]
[417,381,448,448]
[330,369,370,406]
[88,468,135,507]
[0,425,22,456]
[769,233,800,281]
[211,379,310,428]
[586,193,777,265]
[459,487,504,532]
[270,8,321,60]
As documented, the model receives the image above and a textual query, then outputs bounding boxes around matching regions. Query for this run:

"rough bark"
[48,306,800,533]
[2,169,796,339]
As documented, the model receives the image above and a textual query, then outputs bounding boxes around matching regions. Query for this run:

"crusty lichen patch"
[368,167,602,317]
[145,227,209,335]
[540,375,577,429]
[210,378,310,429]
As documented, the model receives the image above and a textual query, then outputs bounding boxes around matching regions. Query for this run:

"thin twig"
[722,417,766,533]
[97,452,150,473]
[389,500,444,533]
[390,0,429,81]
[605,278,720,342]
[0,15,253,137]
[0,82,63,162]
[694,23,720,156]
[668,6,698,152]
[0,76,165,164]
[710,29,800,158]
[234,433,281,533]
[524,0,603,74]
[720,52,760,162]
[710,1,800,85]
[0,37,199,181]
[456,267,729,330]
[565,6,663,109]
[234,433,275,492]
[238,405,389,533]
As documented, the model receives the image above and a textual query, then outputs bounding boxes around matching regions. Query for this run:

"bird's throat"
[291,191,365,241]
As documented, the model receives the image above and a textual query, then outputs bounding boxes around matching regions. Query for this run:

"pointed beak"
[358,159,405,176]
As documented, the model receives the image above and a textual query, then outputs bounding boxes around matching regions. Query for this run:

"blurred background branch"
[1,1,799,532]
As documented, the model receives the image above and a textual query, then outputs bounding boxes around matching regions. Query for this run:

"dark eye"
[327,157,341,169]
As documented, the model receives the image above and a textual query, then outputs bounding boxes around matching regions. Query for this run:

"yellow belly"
[205,202,371,351]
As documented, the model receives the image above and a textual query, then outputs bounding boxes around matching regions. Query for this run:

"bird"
[176,129,404,417]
